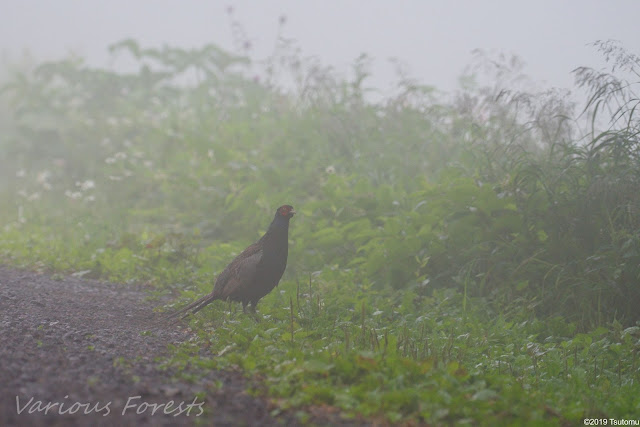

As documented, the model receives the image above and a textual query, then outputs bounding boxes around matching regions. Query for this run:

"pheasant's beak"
[290,209,296,216]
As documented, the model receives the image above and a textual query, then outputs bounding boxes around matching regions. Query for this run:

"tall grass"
[1,37,639,423]
[1,40,638,327]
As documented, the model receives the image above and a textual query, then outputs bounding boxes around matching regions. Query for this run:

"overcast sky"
[1,1,639,96]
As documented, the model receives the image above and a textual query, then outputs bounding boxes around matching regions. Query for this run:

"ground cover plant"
[1,36,639,424]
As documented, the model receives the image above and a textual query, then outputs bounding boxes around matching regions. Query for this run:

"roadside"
[0,265,324,426]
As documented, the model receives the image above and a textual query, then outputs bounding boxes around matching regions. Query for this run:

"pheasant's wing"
[212,243,262,300]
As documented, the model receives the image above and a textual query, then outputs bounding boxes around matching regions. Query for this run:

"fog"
[2,2,640,422]
[2,0,639,95]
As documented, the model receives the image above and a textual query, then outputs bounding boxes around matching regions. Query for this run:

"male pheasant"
[167,205,295,319]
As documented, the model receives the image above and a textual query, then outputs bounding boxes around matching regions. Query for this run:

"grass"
[1,37,639,424]
[1,221,638,424]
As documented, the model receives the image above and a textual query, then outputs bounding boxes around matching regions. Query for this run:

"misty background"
[2,1,639,98]
[1,2,640,422]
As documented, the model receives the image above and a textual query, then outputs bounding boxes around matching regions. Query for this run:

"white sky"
[1,1,639,95]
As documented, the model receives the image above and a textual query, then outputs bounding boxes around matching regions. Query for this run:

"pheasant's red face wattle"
[278,205,295,217]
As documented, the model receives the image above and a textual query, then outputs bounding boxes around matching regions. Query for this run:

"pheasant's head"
[276,205,296,219]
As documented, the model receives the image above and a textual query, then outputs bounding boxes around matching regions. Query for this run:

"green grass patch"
[1,38,639,423]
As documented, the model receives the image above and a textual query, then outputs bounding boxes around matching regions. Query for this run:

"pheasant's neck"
[270,214,290,231]
[262,216,290,254]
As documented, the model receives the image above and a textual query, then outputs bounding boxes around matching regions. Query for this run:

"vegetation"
[1,36,639,424]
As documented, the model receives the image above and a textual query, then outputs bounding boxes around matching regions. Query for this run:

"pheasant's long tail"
[162,292,219,323]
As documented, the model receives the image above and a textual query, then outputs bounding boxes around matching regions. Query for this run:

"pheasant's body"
[167,205,294,319]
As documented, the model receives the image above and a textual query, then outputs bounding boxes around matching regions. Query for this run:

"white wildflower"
[64,190,82,200]
[76,180,95,191]
[36,170,51,184]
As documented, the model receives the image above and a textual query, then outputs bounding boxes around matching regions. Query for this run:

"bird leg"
[249,302,262,322]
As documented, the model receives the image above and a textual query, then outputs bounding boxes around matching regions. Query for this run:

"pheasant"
[167,205,295,319]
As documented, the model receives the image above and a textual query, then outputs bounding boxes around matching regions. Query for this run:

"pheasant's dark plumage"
[167,205,295,319]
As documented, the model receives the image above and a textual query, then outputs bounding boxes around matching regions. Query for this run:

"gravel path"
[0,265,336,426]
